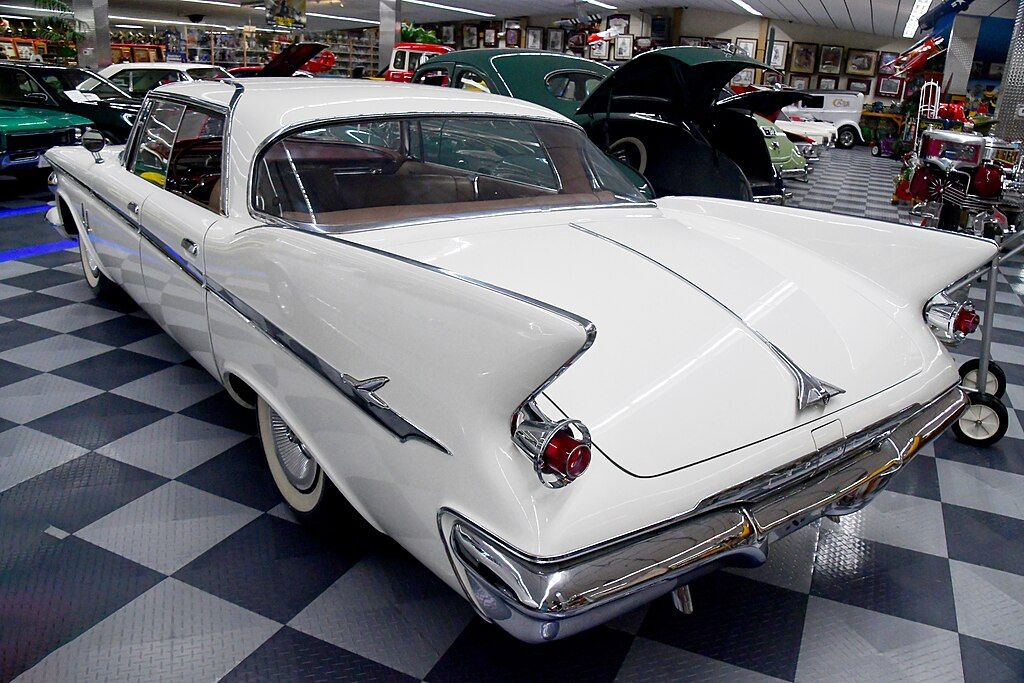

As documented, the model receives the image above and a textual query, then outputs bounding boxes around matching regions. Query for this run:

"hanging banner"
[267,0,306,29]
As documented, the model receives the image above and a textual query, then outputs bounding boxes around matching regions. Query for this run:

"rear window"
[186,67,230,81]
[545,71,603,102]
[253,115,645,230]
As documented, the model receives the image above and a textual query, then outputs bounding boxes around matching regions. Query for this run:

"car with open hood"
[45,78,992,644]
[717,87,810,181]
[414,47,805,203]
[226,42,328,78]
[0,61,140,143]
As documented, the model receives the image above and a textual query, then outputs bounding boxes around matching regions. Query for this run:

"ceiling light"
[109,13,232,29]
[726,0,762,16]
[582,0,617,9]
[0,3,61,14]
[115,23,144,28]
[402,0,495,18]
[307,11,380,24]
[1,13,33,19]
[180,0,249,7]
[902,0,931,38]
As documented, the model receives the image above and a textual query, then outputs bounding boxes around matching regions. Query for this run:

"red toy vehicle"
[384,43,452,82]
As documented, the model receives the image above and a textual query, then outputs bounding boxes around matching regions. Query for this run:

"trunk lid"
[366,208,924,477]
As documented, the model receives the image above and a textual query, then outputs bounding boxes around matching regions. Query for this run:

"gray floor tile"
[112,364,224,412]
[17,578,280,683]
[37,279,95,303]
[75,481,261,574]
[97,414,248,479]
[937,459,1024,521]
[828,490,948,557]
[122,334,191,363]
[0,373,102,424]
[289,551,474,678]
[19,302,122,333]
[950,559,1024,651]
[727,521,818,594]
[0,333,112,372]
[0,426,88,493]
[795,597,964,682]
[616,637,784,682]
[0,282,29,301]
[0,260,42,278]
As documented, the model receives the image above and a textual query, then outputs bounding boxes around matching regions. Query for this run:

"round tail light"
[954,307,980,335]
[543,430,591,480]
[973,164,1002,198]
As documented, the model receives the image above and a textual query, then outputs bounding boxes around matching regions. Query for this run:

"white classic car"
[46,78,995,643]
[774,110,838,150]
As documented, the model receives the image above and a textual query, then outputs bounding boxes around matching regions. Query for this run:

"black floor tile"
[638,571,808,681]
[20,249,79,267]
[180,392,257,434]
[0,268,80,292]
[177,438,278,511]
[0,320,58,351]
[174,514,357,624]
[811,530,958,631]
[0,536,163,682]
[52,349,173,391]
[0,292,69,319]
[28,393,170,451]
[0,358,37,389]
[961,634,1024,683]
[933,432,1024,477]
[427,620,633,683]
[944,504,1024,576]
[223,626,413,683]
[70,314,162,347]
[886,452,941,501]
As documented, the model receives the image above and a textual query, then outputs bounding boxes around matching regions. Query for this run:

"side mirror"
[81,129,105,163]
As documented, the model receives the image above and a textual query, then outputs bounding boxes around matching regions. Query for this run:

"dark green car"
[0,103,89,173]
[414,47,803,203]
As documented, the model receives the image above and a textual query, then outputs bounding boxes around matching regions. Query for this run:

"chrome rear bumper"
[440,386,967,643]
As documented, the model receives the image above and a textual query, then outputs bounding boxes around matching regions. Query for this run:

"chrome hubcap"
[269,407,317,491]
[959,404,999,440]
[82,244,99,277]
[840,131,854,146]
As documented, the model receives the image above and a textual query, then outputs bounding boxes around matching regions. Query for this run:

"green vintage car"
[413,47,806,202]
[0,104,89,173]
[716,88,809,182]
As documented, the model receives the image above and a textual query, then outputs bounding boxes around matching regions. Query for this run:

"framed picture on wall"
[847,77,872,94]
[505,28,521,47]
[876,75,905,98]
[817,75,839,90]
[846,48,878,76]
[546,27,564,52]
[462,24,478,48]
[483,26,497,47]
[589,39,608,60]
[526,26,543,50]
[767,40,788,69]
[704,37,730,50]
[441,24,455,45]
[789,74,810,90]
[734,37,757,58]
[789,42,816,73]
[607,14,630,35]
[731,67,754,87]
[678,35,702,46]
[614,34,634,60]
[819,45,843,74]
[878,50,899,75]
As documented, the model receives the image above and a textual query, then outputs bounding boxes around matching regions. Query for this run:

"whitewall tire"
[258,397,327,516]
[79,237,117,297]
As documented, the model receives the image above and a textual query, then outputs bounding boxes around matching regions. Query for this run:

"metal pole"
[72,0,112,70]
[995,0,1024,141]
[378,0,401,73]
[976,258,999,394]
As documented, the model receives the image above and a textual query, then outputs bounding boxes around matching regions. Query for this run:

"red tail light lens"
[954,307,980,335]
[543,430,591,480]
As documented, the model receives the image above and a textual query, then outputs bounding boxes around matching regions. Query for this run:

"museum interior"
[1,0,1024,680]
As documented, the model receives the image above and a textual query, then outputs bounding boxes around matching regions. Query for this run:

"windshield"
[186,67,231,81]
[254,115,646,230]
[36,67,129,100]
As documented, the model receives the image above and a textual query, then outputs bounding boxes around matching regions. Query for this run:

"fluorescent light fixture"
[306,11,380,24]
[115,24,145,28]
[403,0,495,18]
[0,3,61,14]
[902,0,931,38]
[726,0,762,16]
[1,13,33,19]
[109,13,233,29]
[180,0,250,7]
[583,0,617,9]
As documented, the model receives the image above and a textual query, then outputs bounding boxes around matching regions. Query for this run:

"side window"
[132,100,186,188]
[392,50,407,70]
[545,72,602,102]
[414,67,450,86]
[124,69,182,96]
[455,69,494,93]
[408,52,424,71]
[0,68,47,103]
[166,106,227,212]
[108,71,130,90]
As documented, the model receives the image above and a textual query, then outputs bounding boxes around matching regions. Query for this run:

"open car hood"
[256,42,328,76]
[716,89,809,119]
[576,47,768,121]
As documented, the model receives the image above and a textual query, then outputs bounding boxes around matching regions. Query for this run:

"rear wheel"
[258,397,330,520]
[79,237,119,298]
[870,143,881,157]
[837,126,857,149]
[951,392,1008,447]
[607,137,648,175]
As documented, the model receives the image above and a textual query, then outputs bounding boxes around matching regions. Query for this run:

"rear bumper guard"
[440,386,967,643]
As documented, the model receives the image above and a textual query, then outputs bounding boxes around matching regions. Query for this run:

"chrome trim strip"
[568,222,843,410]
[441,386,967,642]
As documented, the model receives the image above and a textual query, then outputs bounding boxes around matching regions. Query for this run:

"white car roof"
[102,62,229,72]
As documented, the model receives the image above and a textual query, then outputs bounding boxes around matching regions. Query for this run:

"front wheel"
[959,359,1007,398]
[951,392,1008,447]
[870,144,881,157]
[80,237,119,298]
[836,127,857,149]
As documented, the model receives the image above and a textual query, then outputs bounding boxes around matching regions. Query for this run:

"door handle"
[181,238,199,256]
[127,201,139,215]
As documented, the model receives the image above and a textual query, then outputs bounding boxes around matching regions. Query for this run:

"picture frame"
[546,27,564,52]
[614,34,634,61]
[847,77,871,94]
[678,35,702,47]
[441,24,455,45]
[763,70,783,86]
[462,23,478,49]
[767,40,788,70]
[817,75,839,90]
[589,39,608,60]
[819,45,843,74]
[504,28,520,47]
[731,67,754,87]
[878,50,899,75]
[734,37,757,59]
[703,37,731,50]
[846,48,878,76]
[789,74,810,90]
[651,15,669,42]
[504,18,521,30]
[606,13,630,36]
[876,75,905,98]
[483,26,497,48]
[526,26,543,50]
[789,42,816,73]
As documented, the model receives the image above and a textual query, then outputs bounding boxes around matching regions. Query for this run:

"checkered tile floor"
[2,151,1024,682]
